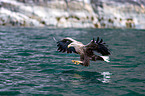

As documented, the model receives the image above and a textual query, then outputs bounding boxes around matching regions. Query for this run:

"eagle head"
[68,43,75,48]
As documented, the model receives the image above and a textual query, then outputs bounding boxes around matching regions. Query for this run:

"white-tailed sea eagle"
[55,37,110,66]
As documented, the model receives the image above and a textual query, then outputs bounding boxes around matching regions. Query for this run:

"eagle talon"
[72,60,77,64]
[77,62,80,65]
[72,60,82,65]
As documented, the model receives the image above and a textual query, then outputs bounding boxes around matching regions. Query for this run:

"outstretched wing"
[56,37,78,54]
[95,37,110,55]
[86,37,110,56]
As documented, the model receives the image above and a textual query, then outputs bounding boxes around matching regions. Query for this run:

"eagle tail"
[100,56,110,62]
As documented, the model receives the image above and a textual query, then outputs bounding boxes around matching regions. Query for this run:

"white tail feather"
[100,56,110,62]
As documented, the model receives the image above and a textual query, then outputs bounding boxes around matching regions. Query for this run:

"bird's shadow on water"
[59,70,111,84]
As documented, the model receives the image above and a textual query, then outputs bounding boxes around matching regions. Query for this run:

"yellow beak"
[68,45,71,48]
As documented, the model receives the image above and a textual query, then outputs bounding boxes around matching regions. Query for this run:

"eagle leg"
[72,60,83,65]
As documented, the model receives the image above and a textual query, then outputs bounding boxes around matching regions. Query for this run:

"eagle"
[55,37,110,66]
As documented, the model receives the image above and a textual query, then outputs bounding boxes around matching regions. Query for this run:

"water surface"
[0,27,144,96]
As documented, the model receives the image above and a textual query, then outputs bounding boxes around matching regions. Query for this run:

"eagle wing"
[56,37,83,54]
[95,37,110,55]
[86,37,110,56]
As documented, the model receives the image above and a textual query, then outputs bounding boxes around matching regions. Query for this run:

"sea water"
[0,27,144,95]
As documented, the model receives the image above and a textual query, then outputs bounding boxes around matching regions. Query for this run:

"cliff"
[0,0,145,29]
[91,0,145,29]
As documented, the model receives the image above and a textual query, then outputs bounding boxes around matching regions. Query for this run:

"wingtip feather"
[53,37,57,42]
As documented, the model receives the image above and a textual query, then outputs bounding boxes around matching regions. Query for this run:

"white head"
[68,43,75,48]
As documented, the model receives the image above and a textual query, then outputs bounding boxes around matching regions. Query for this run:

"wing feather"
[57,38,78,54]
[86,37,110,56]
[96,37,110,55]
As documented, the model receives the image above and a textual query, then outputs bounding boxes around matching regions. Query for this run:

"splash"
[100,72,112,83]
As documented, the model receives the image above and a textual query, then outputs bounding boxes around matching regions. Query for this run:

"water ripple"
[0,28,144,95]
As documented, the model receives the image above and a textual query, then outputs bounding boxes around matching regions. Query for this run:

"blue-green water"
[0,27,144,96]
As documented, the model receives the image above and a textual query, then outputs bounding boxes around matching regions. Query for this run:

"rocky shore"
[0,0,145,29]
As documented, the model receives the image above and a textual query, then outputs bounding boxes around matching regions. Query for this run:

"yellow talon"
[72,60,75,62]
[77,62,80,65]
[72,60,82,65]
[72,60,77,64]
[74,62,77,64]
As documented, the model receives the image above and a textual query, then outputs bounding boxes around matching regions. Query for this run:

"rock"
[91,0,145,29]
[0,7,43,26]
[0,0,97,28]
[0,0,145,29]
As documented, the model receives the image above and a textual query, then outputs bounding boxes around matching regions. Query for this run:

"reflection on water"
[101,72,111,83]
[61,70,111,84]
